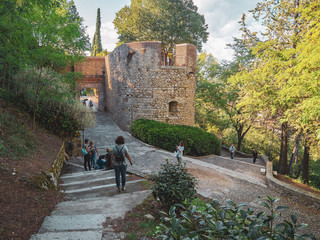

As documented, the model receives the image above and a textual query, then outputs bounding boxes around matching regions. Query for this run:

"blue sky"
[73,0,261,61]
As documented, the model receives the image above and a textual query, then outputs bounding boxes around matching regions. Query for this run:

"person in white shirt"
[176,141,184,166]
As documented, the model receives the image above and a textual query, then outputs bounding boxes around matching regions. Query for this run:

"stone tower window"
[169,101,178,116]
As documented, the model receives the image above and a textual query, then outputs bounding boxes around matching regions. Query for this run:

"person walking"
[253,149,258,164]
[111,136,133,192]
[229,144,236,159]
[83,139,91,171]
[176,141,184,166]
[89,140,99,169]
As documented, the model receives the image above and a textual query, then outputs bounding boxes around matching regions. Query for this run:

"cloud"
[87,21,119,52]
[101,22,118,51]
[194,0,260,61]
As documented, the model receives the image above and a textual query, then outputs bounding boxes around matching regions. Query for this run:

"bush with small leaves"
[150,160,197,208]
[155,196,316,239]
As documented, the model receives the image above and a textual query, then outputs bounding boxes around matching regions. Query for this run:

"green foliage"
[131,119,221,156]
[0,110,36,159]
[309,159,320,190]
[34,100,96,137]
[150,160,197,208]
[155,196,315,239]
[113,0,208,61]
[196,39,255,151]
[222,127,281,161]
[91,8,103,56]
[1,84,95,138]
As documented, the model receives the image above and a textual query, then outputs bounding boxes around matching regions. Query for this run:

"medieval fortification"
[74,41,197,131]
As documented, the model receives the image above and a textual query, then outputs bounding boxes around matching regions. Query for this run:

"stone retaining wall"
[222,145,320,208]
[262,155,320,209]
[32,143,65,190]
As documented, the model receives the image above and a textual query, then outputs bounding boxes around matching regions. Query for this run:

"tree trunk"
[237,125,243,151]
[288,130,302,177]
[269,127,274,160]
[278,122,288,174]
[302,138,310,184]
[236,123,251,151]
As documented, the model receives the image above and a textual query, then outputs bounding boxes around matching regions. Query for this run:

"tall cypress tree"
[91,8,102,56]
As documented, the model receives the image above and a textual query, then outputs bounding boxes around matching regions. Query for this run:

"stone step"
[30,230,103,240]
[38,214,106,232]
[50,190,152,216]
[61,169,115,183]
[60,175,118,191]
[64,179,146,201]
[30,190,152,240]
[64,179,143,194]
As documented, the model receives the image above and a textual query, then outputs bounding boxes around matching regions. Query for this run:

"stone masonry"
[75,57,106,111]
[75,41,197,131]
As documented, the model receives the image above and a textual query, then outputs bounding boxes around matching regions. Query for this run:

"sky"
[73,0,262,61]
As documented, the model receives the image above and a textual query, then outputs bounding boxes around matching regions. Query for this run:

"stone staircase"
[30,160,151,240]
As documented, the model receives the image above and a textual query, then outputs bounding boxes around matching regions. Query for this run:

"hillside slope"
[0,98,64,240]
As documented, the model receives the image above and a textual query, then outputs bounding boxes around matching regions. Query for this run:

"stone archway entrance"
[77,82,105,111]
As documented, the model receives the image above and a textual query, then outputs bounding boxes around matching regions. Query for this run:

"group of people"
[82,99,94,108]
[83,136,133,193]
[229,144,258,164]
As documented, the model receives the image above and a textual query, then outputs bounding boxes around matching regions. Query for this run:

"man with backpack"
[111,136,133,192]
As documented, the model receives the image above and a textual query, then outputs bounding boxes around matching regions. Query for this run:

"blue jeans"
[114,165,127,188]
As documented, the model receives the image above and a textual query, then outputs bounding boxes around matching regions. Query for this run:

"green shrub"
[155,196,315,239]
[131,119,221,156]
[150,160,197,208]
[0,88,96,138]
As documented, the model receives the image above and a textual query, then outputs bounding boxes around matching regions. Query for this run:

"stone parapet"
[263,155,320,209]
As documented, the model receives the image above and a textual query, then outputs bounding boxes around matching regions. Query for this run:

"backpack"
[82,145,88,156]
[114,146,125,162]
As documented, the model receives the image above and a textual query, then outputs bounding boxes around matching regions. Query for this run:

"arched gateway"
[72,41,197,131]
[74,57,106,111]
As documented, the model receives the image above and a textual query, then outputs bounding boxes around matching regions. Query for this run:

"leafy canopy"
[113,0,209,54]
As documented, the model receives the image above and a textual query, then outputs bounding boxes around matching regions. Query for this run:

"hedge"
[130,119,221,156]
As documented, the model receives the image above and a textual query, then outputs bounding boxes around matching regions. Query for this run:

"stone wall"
[31,144,65,190]
[74,57,105,76]
[75,57,106,111]
[105,41,196,131]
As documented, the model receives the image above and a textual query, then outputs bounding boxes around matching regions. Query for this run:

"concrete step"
[61,175,117,191]
[64,179,145,201]
[30,230,103,240]
[50,191,151,216]
[30,190,152,240]
[61,169,115,183]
